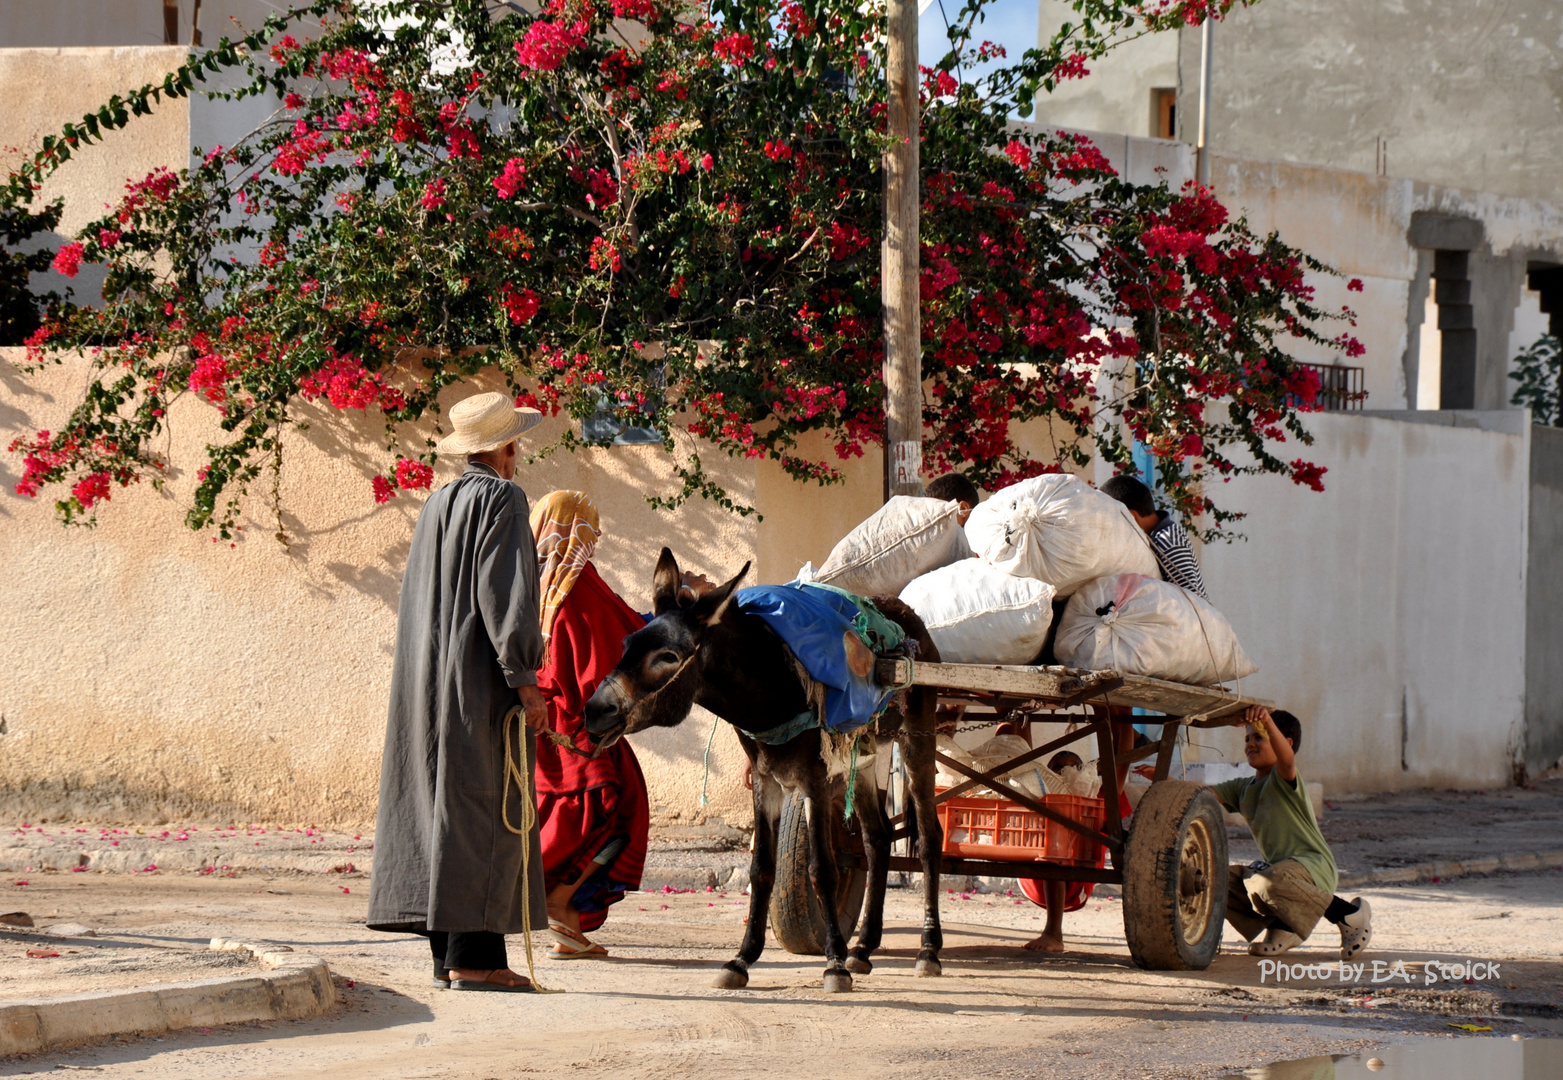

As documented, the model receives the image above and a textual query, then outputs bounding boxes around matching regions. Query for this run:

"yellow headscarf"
[530,490,602,640]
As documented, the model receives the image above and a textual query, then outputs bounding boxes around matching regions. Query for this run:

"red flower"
[589,237,621,273]
[445,125,481,159]
[502,285,541,325]
[420,178,446,211]
[699,152,713,171]
[372,475,396,503]
[71,472,112,509]
[1289,459,1327,492]
[52,242,84,278]
[514,20,587,72]
[188,354,230,404]
[492,158,528,200]
[98,229,122,249]
[1003,140,1032,171]
[394,458,433,491]
[713,33,755,64]
[1346,278,1364,292]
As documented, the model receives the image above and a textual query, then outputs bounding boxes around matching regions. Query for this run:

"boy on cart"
[1213,706,1372,958]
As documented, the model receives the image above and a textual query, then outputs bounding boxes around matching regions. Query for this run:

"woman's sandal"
[548,921,609,960]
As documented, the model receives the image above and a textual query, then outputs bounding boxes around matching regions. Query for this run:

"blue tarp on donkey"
[734,581,906,740]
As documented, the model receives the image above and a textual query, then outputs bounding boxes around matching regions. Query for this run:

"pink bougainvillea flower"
[502,284,541,325]
[492,157,527,200]
[394,458,433,491]
[51,242,84,278]
[420,178,447,211]
[514,20,587,72]
[713,32,755,64]
[372,475,396,503]
[71,472,112,508]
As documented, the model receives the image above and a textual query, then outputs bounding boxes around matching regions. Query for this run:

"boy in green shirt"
[1212,706,1372,958]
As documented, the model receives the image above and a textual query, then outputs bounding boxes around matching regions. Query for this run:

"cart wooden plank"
[877,658,1268,725]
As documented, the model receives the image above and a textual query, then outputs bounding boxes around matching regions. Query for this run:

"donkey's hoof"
[712,962,750,990]
[844,955,873,975]
[822,969,854,993]
[914,957,943,978]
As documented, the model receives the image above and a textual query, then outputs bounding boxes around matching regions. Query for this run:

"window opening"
[1153,88,1177,140]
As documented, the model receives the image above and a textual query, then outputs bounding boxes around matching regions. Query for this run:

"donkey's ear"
[652,547,682,615]
[690,561,750,628]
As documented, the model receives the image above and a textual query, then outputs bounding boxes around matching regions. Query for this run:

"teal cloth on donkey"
[735,582,905,734]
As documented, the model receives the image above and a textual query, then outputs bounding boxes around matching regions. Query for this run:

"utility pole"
[1194,15,1212,188]
[882,0,922,499]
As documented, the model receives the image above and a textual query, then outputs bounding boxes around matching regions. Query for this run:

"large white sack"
[1054,574,1258,685]
[964,474,1159,595]
[899,560,1055,665]
[814,495,971,597]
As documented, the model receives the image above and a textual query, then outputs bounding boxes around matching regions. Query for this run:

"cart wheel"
[1122,780,1228,971]
[769,789,867,956]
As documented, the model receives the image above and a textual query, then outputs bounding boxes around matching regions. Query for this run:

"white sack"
[899,560,1055,665]
[1055,573,1258,685]
[964,473,1159,595]
[814,495,971,597]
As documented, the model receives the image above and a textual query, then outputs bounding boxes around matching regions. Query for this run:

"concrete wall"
[0,349,815,828]
[0,2,279,49]
[1199,411,1531,792]
[1527,422,1563,777]
[1037,0,1563,206]
[1032,1,1179,138]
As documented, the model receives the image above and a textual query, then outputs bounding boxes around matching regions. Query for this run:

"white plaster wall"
[1200,413,1530,793]
[1031,0,1179,138]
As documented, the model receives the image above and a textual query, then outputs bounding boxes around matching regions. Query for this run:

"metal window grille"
[1297,362,1366,412]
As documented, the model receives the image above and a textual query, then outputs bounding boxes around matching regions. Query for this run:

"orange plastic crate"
[936,793,1107,865]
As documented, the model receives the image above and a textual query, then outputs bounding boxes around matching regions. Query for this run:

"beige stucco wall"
[0,350,806,828]
[0,47,190,304]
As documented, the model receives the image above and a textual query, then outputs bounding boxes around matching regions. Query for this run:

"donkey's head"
[584,547,749,750]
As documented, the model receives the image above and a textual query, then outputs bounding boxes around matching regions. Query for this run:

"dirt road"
[1,864,1558,1079]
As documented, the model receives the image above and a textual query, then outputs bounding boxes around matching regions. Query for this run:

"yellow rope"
[502,705,562,994]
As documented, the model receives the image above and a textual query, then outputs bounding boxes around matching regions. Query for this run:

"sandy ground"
[10,780,1560,890]
[0,864,1558,1079]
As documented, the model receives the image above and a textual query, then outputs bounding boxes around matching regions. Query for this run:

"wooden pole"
[882,0,922,499]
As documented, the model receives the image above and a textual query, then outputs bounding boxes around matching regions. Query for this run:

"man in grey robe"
[368,391,550,992]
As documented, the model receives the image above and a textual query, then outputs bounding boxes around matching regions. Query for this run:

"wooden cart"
[769,661,1269,971]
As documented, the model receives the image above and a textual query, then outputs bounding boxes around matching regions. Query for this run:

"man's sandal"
[548,921,609,960]
[449,969,536,992]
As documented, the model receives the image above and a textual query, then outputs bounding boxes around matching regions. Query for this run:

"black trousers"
[421,930,507,973]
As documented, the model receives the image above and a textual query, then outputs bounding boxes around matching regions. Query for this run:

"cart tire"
[1122,780,1228,971]
[769,789,867,956]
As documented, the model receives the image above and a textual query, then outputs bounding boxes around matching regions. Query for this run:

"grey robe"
[367,462,549,935]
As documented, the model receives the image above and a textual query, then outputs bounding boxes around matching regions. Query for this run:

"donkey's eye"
[651,650,681,669]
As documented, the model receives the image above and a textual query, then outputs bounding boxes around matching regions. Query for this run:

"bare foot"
[1023,933,1065,953]
[448,967,532,987]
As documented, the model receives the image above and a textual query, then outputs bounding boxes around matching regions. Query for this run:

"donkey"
[582,548,947,992]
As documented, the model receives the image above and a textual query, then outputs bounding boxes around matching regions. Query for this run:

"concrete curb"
[1337,849,1563,890]
[0,846,369,876]
[0,939,338,1058]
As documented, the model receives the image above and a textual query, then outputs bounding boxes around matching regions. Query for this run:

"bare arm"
[1247,705,1297,782]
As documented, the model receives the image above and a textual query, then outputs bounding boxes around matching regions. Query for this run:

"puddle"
[1229,1037,1563,1079]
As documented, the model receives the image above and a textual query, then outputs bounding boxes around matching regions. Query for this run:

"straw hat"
[435,392,544,455]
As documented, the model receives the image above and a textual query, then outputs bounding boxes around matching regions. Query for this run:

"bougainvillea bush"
[4,0,1356,539]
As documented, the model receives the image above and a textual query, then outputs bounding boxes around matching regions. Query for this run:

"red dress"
[1019,791,1133,913]
[534,562,651,933]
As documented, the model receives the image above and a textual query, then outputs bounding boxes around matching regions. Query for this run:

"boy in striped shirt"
[1102,475,1208,599]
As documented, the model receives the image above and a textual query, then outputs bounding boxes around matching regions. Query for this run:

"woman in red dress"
[529,491,651,960]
